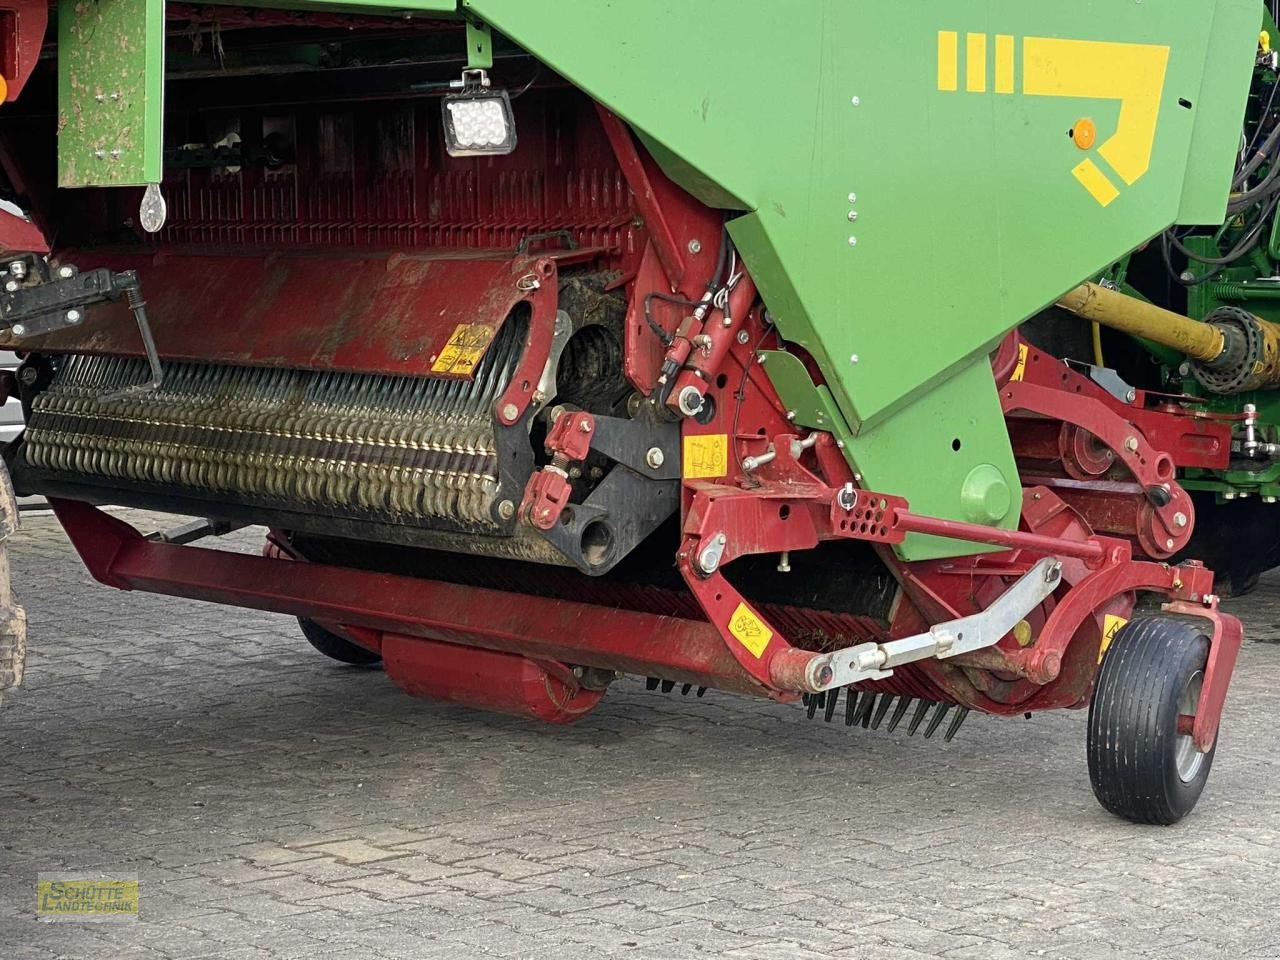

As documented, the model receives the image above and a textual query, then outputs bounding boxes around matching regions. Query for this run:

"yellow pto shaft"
[1057,282,1225,364]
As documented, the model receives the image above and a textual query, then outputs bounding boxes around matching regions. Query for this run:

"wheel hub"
[1175,670,1206,783]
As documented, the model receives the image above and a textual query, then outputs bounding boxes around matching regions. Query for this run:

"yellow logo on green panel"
[937,31,1170,207]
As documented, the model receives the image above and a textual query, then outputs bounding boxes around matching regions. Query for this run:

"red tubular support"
[895,512,1108,563]
[596,105,689,287]
[49,499,763,696]
[381,634,604,724]
[1162,600,1243,753]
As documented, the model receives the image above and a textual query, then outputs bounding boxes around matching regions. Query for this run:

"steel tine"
[887,697,912,733]
[924,702,953,739]
[944,706,971,743]
[823,688,839,722]
[850,691,873,727]
[802,693,811,707]
[871,694,895,730]
[660,680,675,694]
[845,687,858,726]
[807,694,819,719]
[908,699,933,736]
[681,683,692,697]
[696,687,707,698]
[860,692,877,729]
[645,677,659,691]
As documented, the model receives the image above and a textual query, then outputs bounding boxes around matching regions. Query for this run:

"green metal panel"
[464,0,1260,558]
[763,348,1018,559]
[1176,4,1262,223]
[58,0,165,188]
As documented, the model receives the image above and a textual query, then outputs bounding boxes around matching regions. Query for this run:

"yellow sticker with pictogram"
[728,602,773,659]
[683,434,729,480]
[1099,614,1128,663]
[1010,342,1029,382]
[431,323,494,375]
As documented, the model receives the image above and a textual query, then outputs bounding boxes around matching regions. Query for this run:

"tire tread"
[1087,616,1213,825]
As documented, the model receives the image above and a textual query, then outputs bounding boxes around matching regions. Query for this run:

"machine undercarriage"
[0,0,1268,825]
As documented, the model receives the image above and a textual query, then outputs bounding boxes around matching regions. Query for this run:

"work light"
[442,69,517,157]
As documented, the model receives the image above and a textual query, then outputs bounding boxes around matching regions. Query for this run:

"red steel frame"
[2,65,1243,742]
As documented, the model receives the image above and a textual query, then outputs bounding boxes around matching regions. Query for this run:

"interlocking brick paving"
[2,508,1277,958]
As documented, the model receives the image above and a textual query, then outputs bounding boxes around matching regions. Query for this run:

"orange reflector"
[1073,118,1097,151]
[0,74,8,104]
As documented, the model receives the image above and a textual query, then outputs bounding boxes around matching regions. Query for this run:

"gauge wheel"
[1087,616,1216,825]
[298,617,381,666]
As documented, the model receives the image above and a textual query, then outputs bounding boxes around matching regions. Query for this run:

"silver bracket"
[804,558,1063,691]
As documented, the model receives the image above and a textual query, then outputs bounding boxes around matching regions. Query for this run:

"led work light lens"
[442,91,517,157]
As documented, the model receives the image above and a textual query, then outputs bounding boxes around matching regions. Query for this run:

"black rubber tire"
[1087,616,1216,825]
[297,617,381,666]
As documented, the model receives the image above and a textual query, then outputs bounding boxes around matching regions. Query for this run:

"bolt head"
[850,354,859,365]
[11,324,25,337]
[851,96,861,106]
[645,447,665,470]
[18,366,38,385]
[736,330,750,345]
[8,261,26,278]
[847,236,858,247]
[1173,511,1188,528]
[1166,538,1175,550]
[501,402,519,422]
[848,211,858,222]
[1125,389,1136,403]
[678,385,704,416]
[65,309,82,324]
[786,410,797,421]
[687,239,702,255]
[3,280,17,293]
[847,193,858,204]
[579,419,592,434]
[1124,436,1139,452]
[57,265,75,279]
[498,499,515,520]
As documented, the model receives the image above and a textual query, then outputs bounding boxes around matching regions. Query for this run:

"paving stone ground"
[1,507,1278,959]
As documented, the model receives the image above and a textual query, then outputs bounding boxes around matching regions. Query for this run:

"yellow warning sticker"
[431,323,494,375]
[1099,614,1129,663]
[728,602,773,659]
[1010,342,1029,382]
[683,434,729,480]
